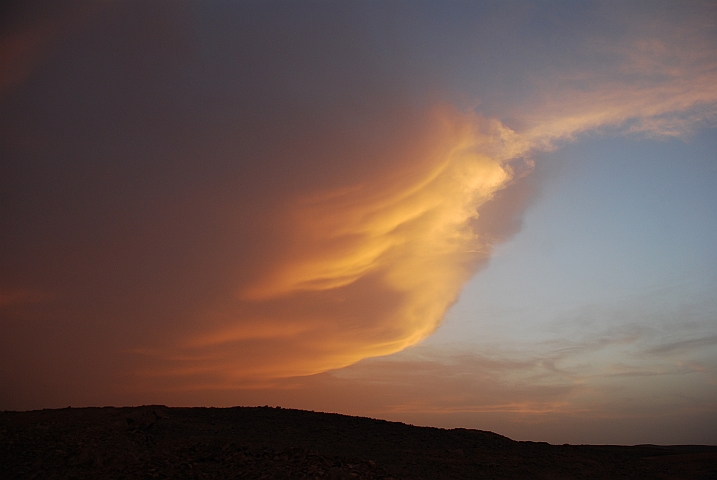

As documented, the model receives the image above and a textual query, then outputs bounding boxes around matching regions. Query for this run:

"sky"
[1,1,716,445]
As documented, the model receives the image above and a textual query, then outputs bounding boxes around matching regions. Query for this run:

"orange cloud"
[145,26,717,385]
[152,37,717,386]
[243,114,515,303]
[136,108,531,385]
[3,1,716,417]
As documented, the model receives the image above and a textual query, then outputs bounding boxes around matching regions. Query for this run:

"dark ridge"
[1,405,716,479]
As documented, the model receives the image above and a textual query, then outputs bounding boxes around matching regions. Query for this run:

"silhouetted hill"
[1,405,716,479]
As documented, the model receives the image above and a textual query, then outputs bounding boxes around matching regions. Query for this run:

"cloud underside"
[1,1,716,396]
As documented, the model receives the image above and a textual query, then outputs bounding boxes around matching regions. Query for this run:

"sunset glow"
[2,0,716,445]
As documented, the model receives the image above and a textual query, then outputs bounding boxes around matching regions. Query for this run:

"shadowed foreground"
[1,406,716,479]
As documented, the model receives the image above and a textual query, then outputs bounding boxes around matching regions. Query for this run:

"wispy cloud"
[646,335,717,355]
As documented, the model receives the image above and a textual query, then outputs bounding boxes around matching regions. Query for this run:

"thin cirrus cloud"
[0,1,716,412]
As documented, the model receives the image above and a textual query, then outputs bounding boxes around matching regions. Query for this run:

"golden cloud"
[146,34,717,386]
[135,108,531,386]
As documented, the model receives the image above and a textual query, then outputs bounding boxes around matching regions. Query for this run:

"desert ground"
[2,406,716,479]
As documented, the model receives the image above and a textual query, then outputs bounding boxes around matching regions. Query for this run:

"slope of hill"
[1,405,716,479]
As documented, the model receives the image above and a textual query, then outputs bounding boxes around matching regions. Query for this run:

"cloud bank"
[1,1,716,408]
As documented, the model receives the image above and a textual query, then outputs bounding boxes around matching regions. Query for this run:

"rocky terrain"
[1,405,716,479]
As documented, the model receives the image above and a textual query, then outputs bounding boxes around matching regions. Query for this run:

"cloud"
[134,109,528,385]
[153,12,717,385]
[289,318,717,442]
[1,1,716,410]
[646,335,717,356]
[519,39,717,145]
